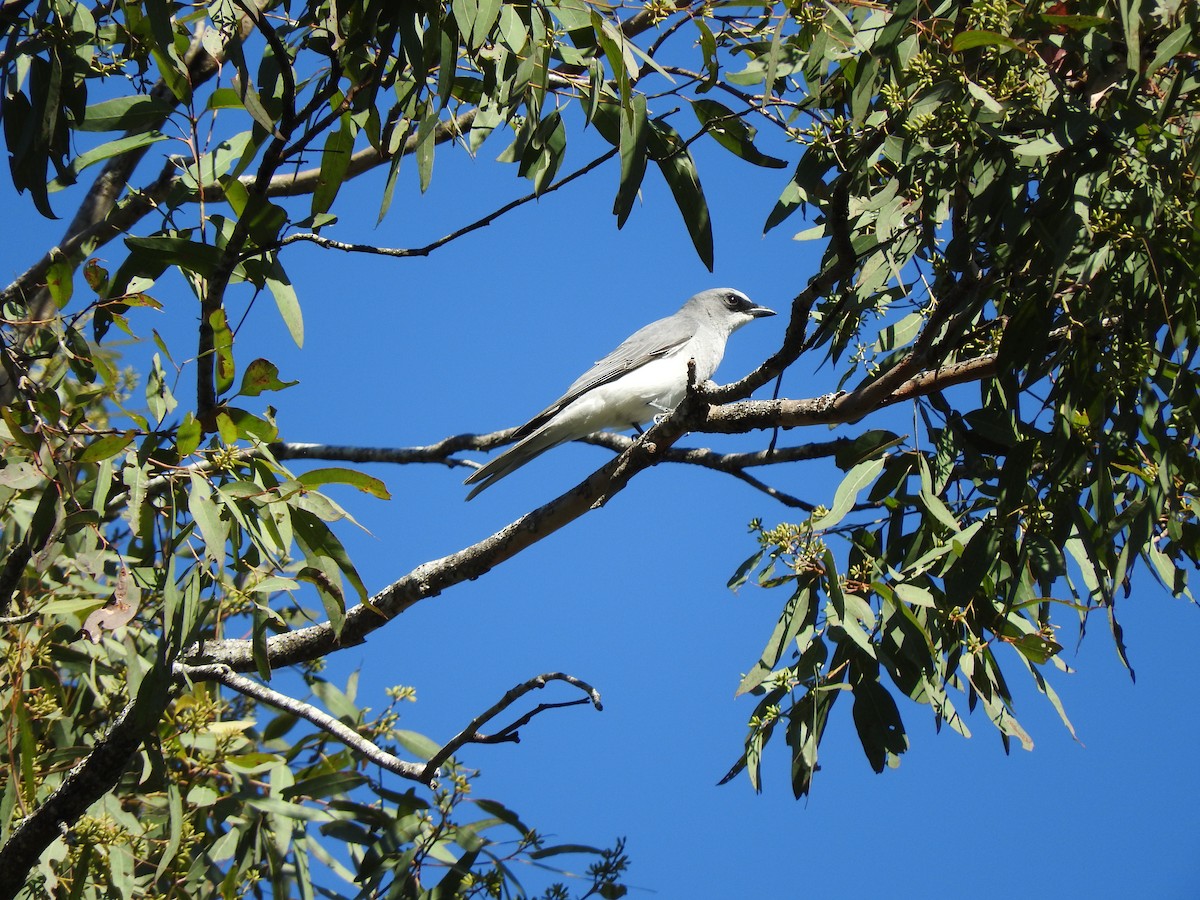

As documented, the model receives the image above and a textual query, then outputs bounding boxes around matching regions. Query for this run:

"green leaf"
[394,729,441,762]
[188,472,228,563]
[266,256,304,348]
[238,358,299,397]
[835,431,902,470]
[233,74,280,137]
[416,101,438,193]
[1009,632,1063,664]
[691,98,786,168]
[210,308,235,396]
[727,548,765,590]
[45,258,73,308]
[851,680,908,773]
[78,431,136,463]
[51,131,167,189]
[613,94,648,228]
[917,456,960,532]
[282,772,369,801]
[1011,135,1064,158]
[736,580,816,696]
[1038,13,1108,29]
[296,468,391,500]
[124,235,224,277]
[245,797,334,822]
[1147,22,1192,75]
[146,353,177,423]
[177,413,202,456]
[219,406,279,442]
[154,782,184,882]
[145,0,190,101]
[313,119,354,216]
[647,121,714,271]
[811,456,885,530]
[952,30,1020,53]
[74,96,174,131]
[122,452,150,537]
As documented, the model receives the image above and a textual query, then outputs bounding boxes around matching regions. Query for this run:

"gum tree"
[1,0,1197,895]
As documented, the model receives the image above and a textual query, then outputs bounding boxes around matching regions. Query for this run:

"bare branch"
[182,395,707,673]
[176,663,428,782]
[276,143,618,260]
[620,0,696,38]
[274,439,485,469]
[703,349,1001,434]
[274,434,849,472]
[421,673,602,781]
[0,609,37,627]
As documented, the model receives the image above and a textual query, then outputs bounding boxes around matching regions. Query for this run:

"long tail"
[463,426,568,500]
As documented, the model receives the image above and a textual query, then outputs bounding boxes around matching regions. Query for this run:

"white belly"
[554,354,692,435]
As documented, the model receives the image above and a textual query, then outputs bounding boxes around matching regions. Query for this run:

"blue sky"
[5,100,1199,897]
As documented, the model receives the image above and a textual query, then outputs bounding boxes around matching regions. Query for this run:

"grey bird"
[465,288,775,499]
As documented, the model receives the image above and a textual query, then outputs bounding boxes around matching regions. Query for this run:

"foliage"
[720,0,1200,796]
[1,0,1199,894]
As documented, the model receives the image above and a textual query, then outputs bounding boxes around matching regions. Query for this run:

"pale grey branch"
[175,663,429,781]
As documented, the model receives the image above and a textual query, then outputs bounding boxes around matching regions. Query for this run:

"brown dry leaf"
[81,566,140,643]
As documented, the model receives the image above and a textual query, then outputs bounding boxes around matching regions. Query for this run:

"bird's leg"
[649,401,675,425]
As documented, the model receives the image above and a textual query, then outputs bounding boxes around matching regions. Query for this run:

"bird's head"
[684,288,776,334]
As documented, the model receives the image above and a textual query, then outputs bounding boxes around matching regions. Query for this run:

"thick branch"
[176,663,427,781]
[704,351,1001,434]
[183,386,714,672]
[0,668,171,900]
[248,347,1011,676]
[421,673,602,781]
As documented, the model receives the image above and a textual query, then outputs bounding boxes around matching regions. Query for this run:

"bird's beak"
[749,304,776,318]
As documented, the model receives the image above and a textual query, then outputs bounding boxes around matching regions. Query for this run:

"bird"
[464,288,775,499]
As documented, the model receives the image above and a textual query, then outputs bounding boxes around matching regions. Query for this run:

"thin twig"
[421,673,602,781]
[470,698,595,744]
[276,145,619,260]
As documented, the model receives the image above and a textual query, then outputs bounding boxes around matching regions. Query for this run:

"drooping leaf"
[647,121,714,270]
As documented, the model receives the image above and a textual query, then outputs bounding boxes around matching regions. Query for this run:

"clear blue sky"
[6,107,1199,897]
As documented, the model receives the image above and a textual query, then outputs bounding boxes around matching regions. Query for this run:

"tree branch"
[274,142,618,260]
[183,391,709,673]
[0,667,172,900]
[273,434,850,472]
[175,663,428,781]
[187,346,1011,676]
[704,349,1002,434]
[5,7,260,321]
[420,673,602,781]
[0,544,32,617]
[0,609,37,627]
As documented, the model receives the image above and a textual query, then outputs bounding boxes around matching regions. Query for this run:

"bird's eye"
[724,293,742,310]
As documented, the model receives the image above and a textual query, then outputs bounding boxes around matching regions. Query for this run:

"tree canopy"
[1,0,1198,896]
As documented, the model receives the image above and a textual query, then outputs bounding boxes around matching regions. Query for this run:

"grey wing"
[509,312,696,440]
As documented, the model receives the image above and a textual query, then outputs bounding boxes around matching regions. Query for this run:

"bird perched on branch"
[465,288,775,499]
